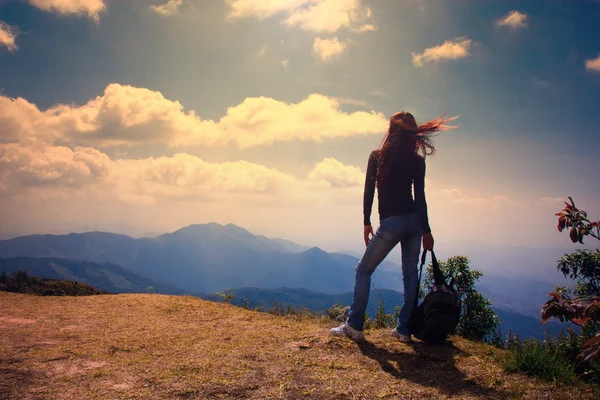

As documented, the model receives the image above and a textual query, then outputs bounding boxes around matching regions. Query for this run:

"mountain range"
[0,222,573,338]
[0,223,405,295]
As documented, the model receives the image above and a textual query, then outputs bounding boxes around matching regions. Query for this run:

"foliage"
[556,197,600,244]
[556,250,600,297]
[423,256,499,343]
[503,338,576,384]
[145,286,156,294]
[326,303,349,323]
[215,289,235,304]
[540,197,600,380]
[0,270,108,296]
[374,299,397,329]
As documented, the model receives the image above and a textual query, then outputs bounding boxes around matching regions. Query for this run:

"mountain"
[0,257,186,295]
[0,223,403,294]
[0,223,571,319]
[209,287,570,340]
[208,286,404,318]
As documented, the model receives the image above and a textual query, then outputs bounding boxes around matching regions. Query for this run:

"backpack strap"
[430,250,445,286]
[412,250,428,312]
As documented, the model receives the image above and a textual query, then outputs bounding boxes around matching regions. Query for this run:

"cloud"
[255,45,268,57]
[225,0,375,33]
[496,10,528,29]
[334,97,370,108]
[0,21,18,52]
[0,143,112,189]
[28,0,106,21]
[0,84,388,149]
[353,24,376,33]
[0,138,358,208]
[313,37,348,61]
[150,0,183,17]
[367,89,386,97]
[308,158,363,188]
[219,93,387,148]
[585,54,600,72]
[412,37,472,67]
[433,188,517,209]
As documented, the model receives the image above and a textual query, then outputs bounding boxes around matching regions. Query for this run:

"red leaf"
[572,317,592,325]
[570,228,579,243]
[558,218,566,232]
[584,335,600,348]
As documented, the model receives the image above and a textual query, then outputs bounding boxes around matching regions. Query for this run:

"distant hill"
[0,257,187,295]
[0,224,404,294]
[0,270,108,296]
[207,287,570,340]
[0,223,570,320]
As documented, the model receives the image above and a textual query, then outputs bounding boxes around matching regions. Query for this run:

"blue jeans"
[347,213,422,335]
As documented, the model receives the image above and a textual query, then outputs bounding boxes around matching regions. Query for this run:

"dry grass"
[1,292,598,400]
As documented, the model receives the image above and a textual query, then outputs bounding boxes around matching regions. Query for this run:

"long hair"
[376,112,458,187]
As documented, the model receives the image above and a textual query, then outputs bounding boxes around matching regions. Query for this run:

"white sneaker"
[391,327,412,343]
[330,322,365,340]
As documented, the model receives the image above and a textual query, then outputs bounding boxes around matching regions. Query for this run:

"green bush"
[503,339,576,384]
[326,303,349,323]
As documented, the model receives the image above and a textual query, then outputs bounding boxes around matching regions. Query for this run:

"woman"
[330,111,457,343]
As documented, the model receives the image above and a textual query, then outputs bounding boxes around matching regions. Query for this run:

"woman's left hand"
[364,225,374,247]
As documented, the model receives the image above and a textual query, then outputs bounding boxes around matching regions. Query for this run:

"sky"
[0,0,599,259]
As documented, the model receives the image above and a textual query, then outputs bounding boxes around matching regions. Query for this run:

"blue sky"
[0,0,599,255]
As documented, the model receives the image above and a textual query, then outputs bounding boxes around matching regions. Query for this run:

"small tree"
[215,290,235,304]
[423,256,499,342]
[541,197,600,374]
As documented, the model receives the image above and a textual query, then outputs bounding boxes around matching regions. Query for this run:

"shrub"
[503,339,575,384]
[326,303,349,323]
[423,256,499,343]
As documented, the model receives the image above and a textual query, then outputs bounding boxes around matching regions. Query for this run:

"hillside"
[0,225,404,294]
[1,292,597,400]
[0,257,187,295]
[0,270,108,296]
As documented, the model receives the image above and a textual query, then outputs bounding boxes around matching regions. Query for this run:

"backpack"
[409,250,462,344]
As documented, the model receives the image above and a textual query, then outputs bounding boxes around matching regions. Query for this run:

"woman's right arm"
[363,151,378,227]
[363,151,378,246]
[414,157,434,249]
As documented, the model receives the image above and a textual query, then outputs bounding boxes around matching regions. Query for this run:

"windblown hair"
[376,112,458,186]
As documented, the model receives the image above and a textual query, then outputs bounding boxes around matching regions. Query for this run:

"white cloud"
[313,37,348,61]
[585,54,600,72]
[367,89,386,97]
[0,22,18,52]
[0,84,388,149]
[353,24,376,33]
[412,37,472,67]
[225,0,308,19]
[308,158,363,188]
[150,0,183,17]
[496,10,528,29]
[0,143,112,189]
[225,0,375,33]
[334,97,370,108]
[255,44,268,57]
[219,93,387,148]
[281,59,289,70]
[28,0,106,21]
[0,138,355,208]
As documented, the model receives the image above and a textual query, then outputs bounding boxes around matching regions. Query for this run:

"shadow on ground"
[356,339,510,399]
[0,360,38,400]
